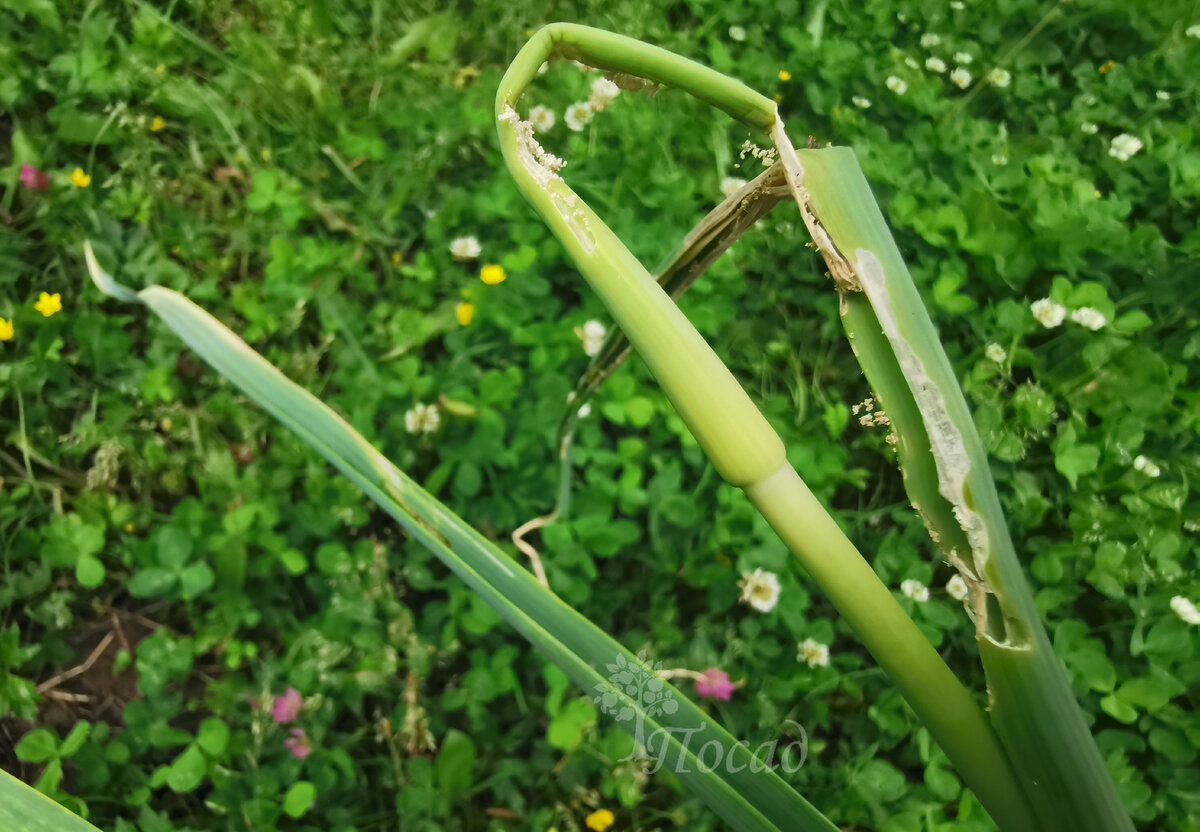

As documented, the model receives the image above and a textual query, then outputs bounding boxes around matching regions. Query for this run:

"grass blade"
[83,243,839,832]
[789,147,1133,832]
[0,770,101,832]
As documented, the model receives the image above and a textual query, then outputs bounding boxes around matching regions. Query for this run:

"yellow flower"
[1099,60,1116,74]
[456,302,474,326]
[150,116,165,132]
[585,809,615,831]
[125,523,135,533]
[0,318,13,341]
[391,251,403,266]
[778,69,792,81]
[69,168,91,188]
[480,264,506,285]
[34,292,62,318]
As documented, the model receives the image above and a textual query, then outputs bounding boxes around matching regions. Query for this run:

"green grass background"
[1,1,1198,830]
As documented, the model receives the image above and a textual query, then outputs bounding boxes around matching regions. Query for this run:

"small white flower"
[1070,306,1107,331]
[1081,122,1099,135]
[901,579,930,602]
[798,638,830,668]
[720,177,748,198]
[946,575,969,602]
[986,67,1011,88]
[904,56,920,69]
[954,51,973,65]
[992,152,1008,166]
[565,101,594,132]
[576,319,607,356]
[1133,455,1161,478]
[886,76,908,95]
[950,67,972,88]
[404,402,440,435]
[926,56,947,73]
[1155,90,1170,101]
[920,33,941,48]
[985,343,1007,363]
[728,25,746,41]
[449,236,481,260]
[578,403,592,418]
[589,77,620,111]
[852,96,872,109]
[529,105,555,133]
[1187,24,1200,39]
[1031,298,1066,328]
[739,568,781,613]
[1171,596,1200,625]
[1108,133,1143,161]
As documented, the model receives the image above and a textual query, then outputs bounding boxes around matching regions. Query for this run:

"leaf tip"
[83,241,141,303]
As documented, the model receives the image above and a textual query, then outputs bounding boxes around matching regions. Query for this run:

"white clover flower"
[920,33,941,48]
[1108,133,1143,161]
[950,67,972,88]
[926,56,947,73]
[886,76,908,95]
[578,403,592,418]
[1156,90,1170,101]
[1070,307,1107,331]
[904,56,920,69]
[946,575,969,601]
[992,152,1008,166]
[901,579,930,602]
[987,67,1012,88]
[728,25,746,41]
[798,638,830,668]
[529,105,555,133]
[576,319,607,356]
[954,51,973,65]
[1081,122,1099,135]
[404,402,440,435]
[1031,298,1066,328]
[589,77,620,111]
[985,343,1007,362]
[1133,455,1161,478]
[1187,24,1200,39]
[1170,596,1200,625]
[852,96,872,109]
[720,177,748,198]
[449,236,482,260]
[565,102,594,132]
[739,568,781,612]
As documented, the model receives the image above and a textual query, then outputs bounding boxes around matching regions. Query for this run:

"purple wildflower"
[284,728,312,759]
[695,668,737,701]
[271,687,302,723]
[20,164,50,191]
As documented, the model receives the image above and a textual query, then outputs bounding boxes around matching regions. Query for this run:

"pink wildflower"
[695,667,737,701]
[271,687,302,723]
[20,164,50,191]
[284,728,312,759]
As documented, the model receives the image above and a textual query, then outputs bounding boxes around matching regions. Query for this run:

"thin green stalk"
[498,23,1037,831]
[744,465,1030,824]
